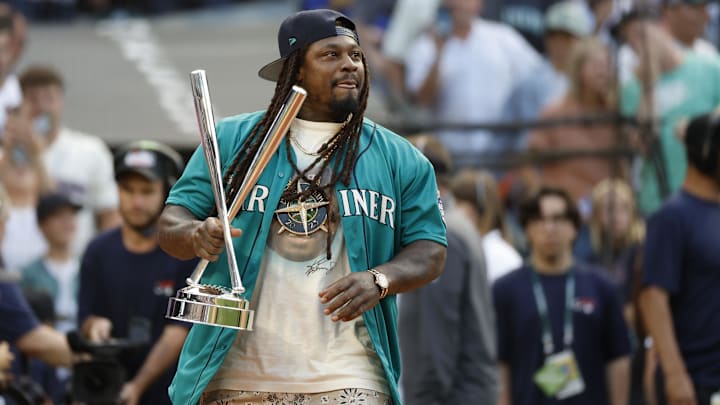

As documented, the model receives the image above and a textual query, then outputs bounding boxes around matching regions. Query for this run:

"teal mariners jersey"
[165,111,447,405]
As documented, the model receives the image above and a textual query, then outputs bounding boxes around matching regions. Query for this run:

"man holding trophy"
[158,8,447,405]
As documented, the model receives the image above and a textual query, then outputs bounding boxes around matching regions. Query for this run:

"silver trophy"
[166,69,307,330]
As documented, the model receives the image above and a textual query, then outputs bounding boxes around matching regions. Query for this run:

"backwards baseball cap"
[36,192,82,224]
[684,111,720,175]
[544,1,593,37]
[113,140,184,186]
[258,8,359,82]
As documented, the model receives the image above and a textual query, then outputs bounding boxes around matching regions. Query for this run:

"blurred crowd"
[0,0,719,404]
[1,0,247,20]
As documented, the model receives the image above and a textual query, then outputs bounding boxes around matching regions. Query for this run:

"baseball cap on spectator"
[258,8,359,82]
[36,192,81,225]
[113,140,184,184]
[544,1,593,37]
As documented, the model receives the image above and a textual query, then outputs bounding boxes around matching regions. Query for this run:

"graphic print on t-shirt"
[268,172,340,266]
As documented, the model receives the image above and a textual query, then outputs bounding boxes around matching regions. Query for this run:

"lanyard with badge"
[531,269,586,399]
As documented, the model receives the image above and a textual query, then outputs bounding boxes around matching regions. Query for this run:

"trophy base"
[166,285,254,330]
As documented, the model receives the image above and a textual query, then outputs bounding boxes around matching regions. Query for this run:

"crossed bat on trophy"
[166,70,307,331]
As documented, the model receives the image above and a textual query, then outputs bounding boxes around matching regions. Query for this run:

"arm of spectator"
[412,47,443,107]
[119,324,188,405]
[498,362,511,405]
[638,286,697,405]
[606,355,631,405]
[0,102,52,194]
[16,324,72,367]
[519,112,553,193]
[404,34,442,107]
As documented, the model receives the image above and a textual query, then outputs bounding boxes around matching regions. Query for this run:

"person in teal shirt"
[618,16,720,215]
[158,9,447,405]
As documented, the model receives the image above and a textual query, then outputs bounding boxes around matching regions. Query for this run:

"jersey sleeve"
[643,207,685,294]
[0,283,40,343]
[397,146,447,247]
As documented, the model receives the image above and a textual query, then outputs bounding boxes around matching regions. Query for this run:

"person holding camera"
[77,141,197,405]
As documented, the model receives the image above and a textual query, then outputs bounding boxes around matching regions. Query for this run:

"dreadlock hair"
[221,40,370,259]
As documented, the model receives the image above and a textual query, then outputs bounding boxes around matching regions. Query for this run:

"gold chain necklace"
[289,133,322,156]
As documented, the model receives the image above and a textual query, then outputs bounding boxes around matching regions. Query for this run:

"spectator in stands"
[494,186,632,405]
[619,17,720,215]
[405,0,541,163]
[451,168,523,283]
[20,192,82,334]
[576,179,644,301]
[661,0,716,56]
[78,141,195,405]
[19,65,120,257]
[504,0,593,128]
[638,111,720,405]
[400,133,498,404]
[580,178,647,405]
[526,38,626,214]
[0,7,20,135]
[618,1,718,85]
[0,102,52,272]
[380,0,441,111]
[482,0,569,53]
[0,183,73,370]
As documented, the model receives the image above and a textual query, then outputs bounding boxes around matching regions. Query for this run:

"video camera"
[67,331,148,405]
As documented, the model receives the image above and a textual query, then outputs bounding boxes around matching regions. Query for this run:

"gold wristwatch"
[368,268,389,299]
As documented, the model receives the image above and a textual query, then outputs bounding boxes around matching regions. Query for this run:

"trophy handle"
[186,82,307,288]
[190,70,245,294]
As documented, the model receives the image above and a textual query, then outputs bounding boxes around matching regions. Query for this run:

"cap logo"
[288,37,297,46]
[124,150,156,169]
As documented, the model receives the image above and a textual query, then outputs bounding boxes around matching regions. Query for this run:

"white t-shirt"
[405,19,541,154]
[43,128,118,257]
[208,119,388,395]
[44,257,79,333]
[483,229,523,284]
[2,206,47,272]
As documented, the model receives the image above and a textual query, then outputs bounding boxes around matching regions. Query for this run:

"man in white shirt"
[405,0,541,164]
[19,65,120,257]
[662,0,716,55]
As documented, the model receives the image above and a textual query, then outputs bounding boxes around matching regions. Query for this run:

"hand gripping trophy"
[165,70,306,330]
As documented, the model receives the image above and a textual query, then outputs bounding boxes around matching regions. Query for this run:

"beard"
[122,207,162,236]
[328,90,361,117]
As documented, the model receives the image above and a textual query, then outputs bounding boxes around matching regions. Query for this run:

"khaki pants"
[201,388,391,404]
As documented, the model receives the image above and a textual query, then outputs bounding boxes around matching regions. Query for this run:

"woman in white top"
[451,169,523,283]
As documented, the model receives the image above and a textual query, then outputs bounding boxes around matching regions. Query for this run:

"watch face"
[376,273,389,289]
